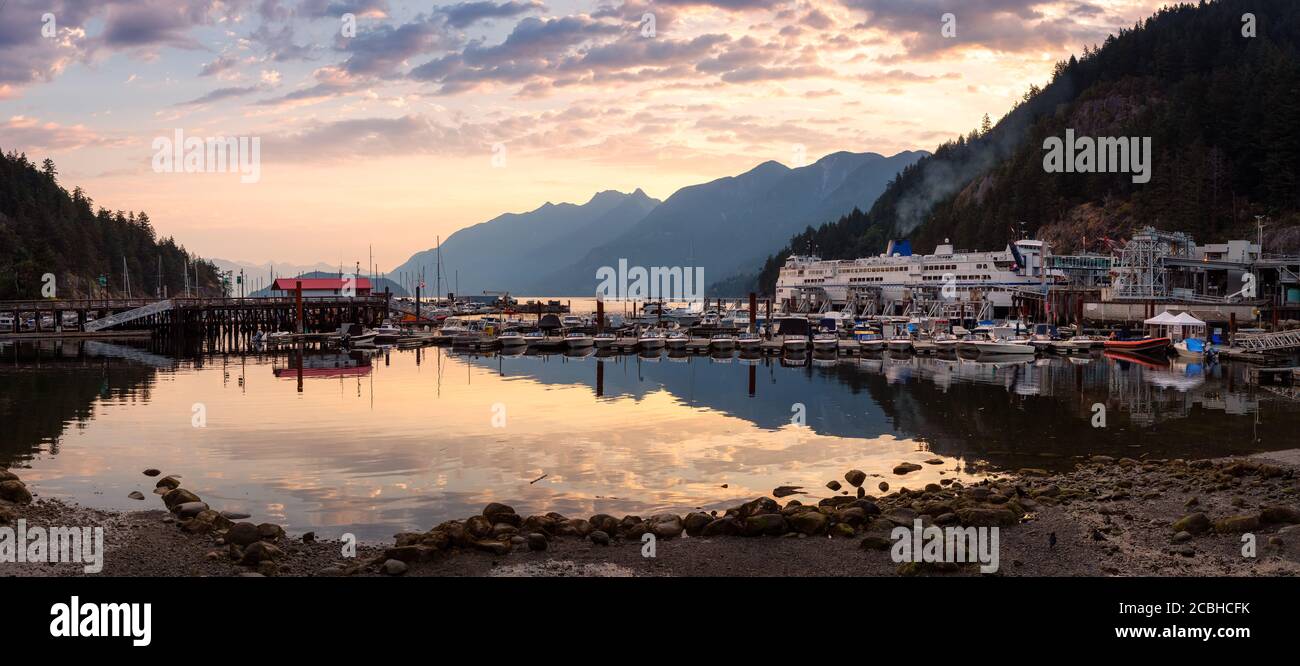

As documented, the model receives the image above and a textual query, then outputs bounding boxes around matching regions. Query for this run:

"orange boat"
[1102,336,1170,354]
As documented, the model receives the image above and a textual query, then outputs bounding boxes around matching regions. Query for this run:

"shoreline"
[3,453,1299,577]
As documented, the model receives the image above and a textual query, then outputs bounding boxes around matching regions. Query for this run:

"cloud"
[0,115,124,151]
[177,85,268,106]
[437,2,547,29]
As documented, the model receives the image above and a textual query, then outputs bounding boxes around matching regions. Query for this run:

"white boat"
[737,332,762,349]
[812,333,839,352]
[854,326,885,351]
[722,309,751,329]
[970,339,1035,355]
[524,330,547,349]
[498,331,528,347]
[561,315,587,328]
[782,335,808,352]
[700,311,722,327]
[593,332,617,349]
[1173,337,1209,359]
[565,332,594,348]
[710,333,737,350]
[887,337,913,352]
[774,316,810,352]
[638,330,667,349]
[665,331,689,349]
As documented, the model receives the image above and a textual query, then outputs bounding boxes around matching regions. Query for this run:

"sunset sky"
[0,0,1170,269]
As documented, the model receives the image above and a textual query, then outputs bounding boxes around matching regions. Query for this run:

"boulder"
[472,539,511,555]
[257,523,286,541]
[1170,512,1212,535]
[956,507,1019,527]
[589,530,611,546]
[743,514,787,536]
[527,533,548,551]
[155,476,181,490]
[161,488,200,509]
[225,522,262,547]
[893,462,922,475]
[649,514,684,539]
[465,515,493,538]
[587,514,619,534]
[381,559,408,576]
[0,469,19,482]
[878,482,889,492]
[859,535,892,550]
[1260,506,1300,525]
[142,468,161,477]
[240,541,284,565]
[683,512,714,536]
[127,491,145,500]
[482,502,520,526]
[701,517,742,537]
[788,511,828,535]
[845,470,867,487]
[0,480,33,504]
[825,480,842,492]
[1213,514,1260,534]
[174,501,209,519]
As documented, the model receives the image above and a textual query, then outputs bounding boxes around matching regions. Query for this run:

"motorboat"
[1103,337,1170,354]
[524,330,547,349]
[854,326,885,352]
[782,335,808,352]
[912,338,936,354]
[638,330,667,349]
[565,331,594,348]
[498,330,528,347]
[593,332,617,349]
[737,332,762,349]
[722,309,751,329]
[886,336,913,353]
[774,316,810,352]
[710,333,737,350]
[970,339,1035,355]
[1173,337,1210,360]
[812,333,839,352]
[666,331,689,349]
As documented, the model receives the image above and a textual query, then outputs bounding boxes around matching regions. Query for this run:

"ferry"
[775,239,1053,308]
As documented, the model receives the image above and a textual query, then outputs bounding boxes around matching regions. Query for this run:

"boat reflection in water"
[0,338,1294,541]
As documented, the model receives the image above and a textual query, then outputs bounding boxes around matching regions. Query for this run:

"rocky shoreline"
[3,453,1299,577]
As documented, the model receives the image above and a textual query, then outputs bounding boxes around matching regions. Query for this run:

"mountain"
[541,150,926,295]
[211,259,341,294]
[390,189,660,297]
[758,0,1300,293]
[0,150,222,299]
[247,270,409,297]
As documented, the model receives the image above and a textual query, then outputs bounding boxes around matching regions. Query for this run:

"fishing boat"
[710,333,737,350]
[1103,337,1170,354]
[666,331,690,349]
[565,331,594,348]
[854,326,885,351]
[886,336,913,353]
[812,333,839,352]
[1172,337,1209,360]
[593,332,617,349]
[737,332,762,349]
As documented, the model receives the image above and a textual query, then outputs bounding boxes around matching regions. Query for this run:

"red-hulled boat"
[1102,336,1171,354]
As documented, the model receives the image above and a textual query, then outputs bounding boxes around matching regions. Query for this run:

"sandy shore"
[3,452,1299,577]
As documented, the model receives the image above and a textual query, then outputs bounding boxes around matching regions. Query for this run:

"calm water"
[1,339,1296,541]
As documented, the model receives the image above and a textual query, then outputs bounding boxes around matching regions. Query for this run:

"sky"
[0,0,1172,270]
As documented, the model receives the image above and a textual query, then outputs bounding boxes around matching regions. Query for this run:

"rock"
[1172,531,1193,543]
[893,462,922,475]
[256,523,286,541]
[0,480,33,504]
[491,523,520,538]
[0,469,18,482]
[161,487,200,509]
[1171,512,1211,535]
[221,511,251,520]
[935,512,959,526]
[956,507,1019,527]
[1018,468,1050,477]
[830,522,856,538]
[878,481,889,492]
[833,507,869,526]
[845,470,867,487]
[482,502,520,526]
[527,533,548,551]
[155,476,181,490]
[1030,484,1060,498]
[472,539,511,555]
[1091,455,1115,464]
[302,532,316,544]
[381,559,408,576]
[701,517,742,537]
[384,545,429,563]
[860,535,892,550]
[240,541,284,565]
[1172,545,1196,557]
[142,468,161,477]
[788,511,828,535]
[1213,514,1260,534]
[772,485,803,498]
[924,458,944,465]
[465,515,493,538]
[743,514,788,536]
[649,514,684,538]
[589,530,611,546]
[588,514,619,534]
[225,522,262,547]
[522,514,558,536]
[127,491,145,500]
[825,480,842,492]
[0,506,16,525]
[684,512,713,536]
[924,483,941,493]
[1260,506,1300,524]
[174,501,209,518]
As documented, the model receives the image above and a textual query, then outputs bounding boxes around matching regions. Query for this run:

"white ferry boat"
[775,239,1053,310]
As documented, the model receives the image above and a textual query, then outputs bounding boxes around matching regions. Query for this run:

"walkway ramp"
[84,299,174,332]
[1236,329,1300,352]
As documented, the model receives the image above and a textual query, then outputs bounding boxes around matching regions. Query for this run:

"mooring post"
[295,280,304,334]
[749,292,757,334]
[765,299,772,339]
[596,298,605,333]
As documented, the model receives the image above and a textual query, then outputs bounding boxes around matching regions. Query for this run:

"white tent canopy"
[1144,311,1181,326]
[1172,312,1205,327]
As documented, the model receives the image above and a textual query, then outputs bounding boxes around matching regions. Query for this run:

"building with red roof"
[271,277,372,297]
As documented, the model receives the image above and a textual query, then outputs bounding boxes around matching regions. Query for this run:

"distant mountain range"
[390,150,926,297]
